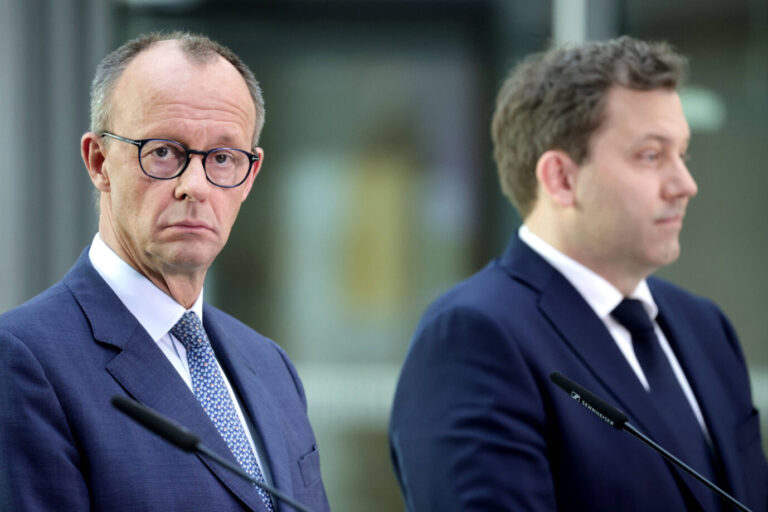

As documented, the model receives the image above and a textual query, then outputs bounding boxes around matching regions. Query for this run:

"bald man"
[0,32,330,512]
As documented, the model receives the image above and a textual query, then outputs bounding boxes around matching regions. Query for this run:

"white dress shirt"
[518,225,710,437]
[88,233,272,482]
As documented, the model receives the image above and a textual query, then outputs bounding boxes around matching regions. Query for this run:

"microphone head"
[111,395,200,451]
[549,372,628,429]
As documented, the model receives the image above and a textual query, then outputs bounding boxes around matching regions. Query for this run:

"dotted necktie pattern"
[171,311,274,511]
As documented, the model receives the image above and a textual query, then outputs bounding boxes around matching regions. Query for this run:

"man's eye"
[210,151,238,167]
[638,151,660,162]
[144,144,180,160]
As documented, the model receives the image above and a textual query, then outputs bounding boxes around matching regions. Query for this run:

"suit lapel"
[500,237,718,510]
[204,308,295,499]
[501,238,676,435]
[64,251,267,512]
[536,271,688,449]
[653,287,746,501]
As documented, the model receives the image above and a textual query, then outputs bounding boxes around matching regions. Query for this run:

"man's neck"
[98,229,204,309]
[149,270,204,310]
[524,216,648,296]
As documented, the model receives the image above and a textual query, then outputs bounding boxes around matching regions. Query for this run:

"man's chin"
[651,242,681,268]
[160,244,220,273]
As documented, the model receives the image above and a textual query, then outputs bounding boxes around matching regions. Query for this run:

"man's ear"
[81,132,110,192]
[534,149,579,208]
[239,147,263,202]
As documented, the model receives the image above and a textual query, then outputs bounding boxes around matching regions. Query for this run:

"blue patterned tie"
[171,311,274,511]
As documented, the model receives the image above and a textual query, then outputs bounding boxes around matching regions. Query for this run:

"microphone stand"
[550,372,751,512]
[111,395,313,512]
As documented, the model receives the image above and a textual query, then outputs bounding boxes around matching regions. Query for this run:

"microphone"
[550,371,628,429]
[549,372,751,512]
[111,395,313,512]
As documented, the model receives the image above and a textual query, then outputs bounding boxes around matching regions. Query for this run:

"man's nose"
[174,155,211,201]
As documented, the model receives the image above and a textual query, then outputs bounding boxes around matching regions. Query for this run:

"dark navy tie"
[171,311,274,511]
[612,299,719,510]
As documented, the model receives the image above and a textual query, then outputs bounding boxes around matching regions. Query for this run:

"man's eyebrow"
[633,133,690,147]
[211,135,249,149]
[210,135,236,145]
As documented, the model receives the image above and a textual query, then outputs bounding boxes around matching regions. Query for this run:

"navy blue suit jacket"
[0,250,330,512]
[390,235,768,511]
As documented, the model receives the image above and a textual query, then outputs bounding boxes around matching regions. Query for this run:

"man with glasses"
[0,32,330,512]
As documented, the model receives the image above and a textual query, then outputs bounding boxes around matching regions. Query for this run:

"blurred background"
[1,0,766,509]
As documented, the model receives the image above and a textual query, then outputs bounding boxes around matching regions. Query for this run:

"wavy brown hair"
[491,36,686,218]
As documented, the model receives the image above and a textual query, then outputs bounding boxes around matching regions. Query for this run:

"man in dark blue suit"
[0,32,329,511]
[389,36,768,511]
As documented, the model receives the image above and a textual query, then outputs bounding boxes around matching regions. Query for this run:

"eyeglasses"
[100,132,259,188]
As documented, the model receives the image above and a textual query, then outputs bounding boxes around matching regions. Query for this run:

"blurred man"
[390,36,768,511]
[0,32,329,511]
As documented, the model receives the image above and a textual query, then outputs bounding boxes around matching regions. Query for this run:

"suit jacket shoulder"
[0,249,330,512]
[390,235,768,512]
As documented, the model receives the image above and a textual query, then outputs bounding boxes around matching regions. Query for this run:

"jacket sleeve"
[389,307,556,512]
[0,330,90,511]
[715,307,768,509]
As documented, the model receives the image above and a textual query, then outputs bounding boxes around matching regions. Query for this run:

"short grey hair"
[90,30,265,146]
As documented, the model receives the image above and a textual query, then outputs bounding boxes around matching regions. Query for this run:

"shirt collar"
[88,233,204,341]
[518,225,657,320]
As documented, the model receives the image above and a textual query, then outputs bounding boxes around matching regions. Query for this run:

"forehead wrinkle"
[117,102,251,150]
[115,89,253,150]
[143,100,250,131]
[145,79,252,118]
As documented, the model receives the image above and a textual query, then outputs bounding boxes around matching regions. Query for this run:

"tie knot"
[611,298,655,335]
[170,311,208,351]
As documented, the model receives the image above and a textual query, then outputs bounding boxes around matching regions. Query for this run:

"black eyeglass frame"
[100,132,260,189]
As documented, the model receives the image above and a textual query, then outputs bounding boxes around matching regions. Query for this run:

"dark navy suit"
[0,250,330,511]
[390,235,768,511]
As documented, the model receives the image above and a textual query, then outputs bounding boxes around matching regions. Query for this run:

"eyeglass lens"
[139,140,250,187]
